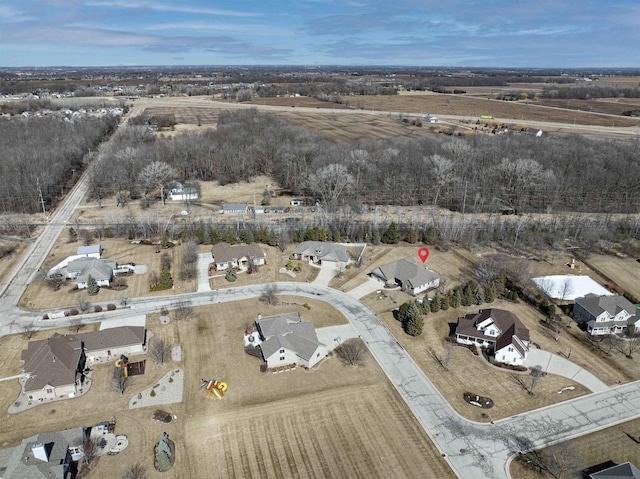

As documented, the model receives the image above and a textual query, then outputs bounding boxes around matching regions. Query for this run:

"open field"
[0,297,454,478]
[362,295,592,421]
[19,237,196,311]
[583,254,640,300]
[536,97,640,116]
[343,94,640,127]
[243,96,351,109]
[0,241,27,295]
[209,244,320,290]
[510,418,640,478]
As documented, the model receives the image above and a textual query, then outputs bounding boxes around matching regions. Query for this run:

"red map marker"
[418,247,429,263]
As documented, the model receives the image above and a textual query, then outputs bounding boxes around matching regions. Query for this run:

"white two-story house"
[573,294,638,335]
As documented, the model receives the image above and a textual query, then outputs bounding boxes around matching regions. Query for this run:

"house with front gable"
[455,309,530,366]
[255,313,328,369]
[370,256,440,296]
[293,241,351,265]
[573,294,639,335]
[66,257,116,289]
[210,243,266,271]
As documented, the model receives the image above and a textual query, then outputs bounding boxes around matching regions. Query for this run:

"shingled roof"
[372,256,439,289]
[21,334,84,392]
[257,313,325,361]
[67,257,116,282]
[576,294,637,320]
[293,241,351,262]
[456,309,530,357]
[211,243,265,264]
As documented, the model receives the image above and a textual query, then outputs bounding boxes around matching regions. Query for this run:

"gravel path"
[129,368,183,410]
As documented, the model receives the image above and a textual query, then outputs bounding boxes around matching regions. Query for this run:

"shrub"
[168,377,174,383]
[69,309,79,316]
[94,305,103,313]
[150,390,156,397]
[137,393,142,399]
[107,303,116,311]
[303,303,311,310]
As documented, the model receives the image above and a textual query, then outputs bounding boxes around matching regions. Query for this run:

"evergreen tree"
[406,229,418,244]
[86,274,99,296]
[420,299,431,315]
[225,265,237,282]
[159,264,173,290]
[431,293,441,313]
[451,287,463,308]
[381,222,401,244]
[397,302,411,323]
[371,228,381,245]
[239,228,254,244]
[68,227,78,243]
[405,303,424,336]
[318,227,328,242]
[474,284,485,305]
[484,282,497,303]
[202,229,212,245]
[423,226,438,245]
[194,227,205,244]
[461,282,474,306]
[267,230,279,247]
[331,226,341,242]
[209,228,222,245]
[441,293,451,310]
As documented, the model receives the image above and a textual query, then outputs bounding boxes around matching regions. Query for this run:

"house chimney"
[32,443,50,462]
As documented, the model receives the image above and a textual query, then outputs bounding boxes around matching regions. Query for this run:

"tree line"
[542,84,640,99]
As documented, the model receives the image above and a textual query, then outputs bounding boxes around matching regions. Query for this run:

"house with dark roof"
[21,327,146,402]
[455,309,530,366]
[210,243,266,271]
[66,257,116,289]
[293,241,351,264]
[590,462,640,479]
[574,294,638,336]
[370,257,440,295]
[255,313,328,369]
[222,203,248,215]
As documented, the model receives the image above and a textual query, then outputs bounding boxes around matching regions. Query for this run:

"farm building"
[168,187,198,201]
[222,203,248,214]
[66,258,116,289]
[210,243,266,270]
[455,309,530,366]
[573,294,639,336]
[370,257,440,296]
[253,313,328,369]
[293,241,350,265]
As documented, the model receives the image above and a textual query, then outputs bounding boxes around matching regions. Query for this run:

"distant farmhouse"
[168,186,198,201]
[573,294,638,336]
[76,245,102,259]
[293,241,351,265]
[66,258,116,289]
[21,326,146,402]
[222,203,248,215]
[253,313,328,369]
[370,257,440,296]
[210,243,266,271]
[455,309,530,366]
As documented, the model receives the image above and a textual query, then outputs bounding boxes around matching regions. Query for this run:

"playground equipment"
[200,378,228,400]
[115,355,129,377]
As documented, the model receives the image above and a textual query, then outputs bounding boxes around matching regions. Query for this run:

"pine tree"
[406,229,418,244]
[371,228,381,245]
[405,303,424,336]
[225,266,237,282]
[441,293,451,310]
[68,227,78,243]
[431,293,441,313]
[397,302,411,323]
[159,264,173,290]
[484,282,497,303]
[474,284,485,305]
[451,287,463,308]
[420,299,431,315]
[461,282,473,307]
[423,226,438,245]
[267,230,279,247]
[381,222,401,244]
[87,274,99,296]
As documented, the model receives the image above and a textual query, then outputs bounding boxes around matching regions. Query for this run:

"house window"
[280,356,285,361]
[46,388,53,394]
[280,349,285,354]
[317,353,320,357]
[508,347,513,352]
[501,355,505,360]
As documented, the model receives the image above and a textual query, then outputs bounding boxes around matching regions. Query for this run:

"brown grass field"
[584,254,640,300]
[0,299,454,479]
[19,237,197,311]
[0,241,27,294]
[510,418,640,478]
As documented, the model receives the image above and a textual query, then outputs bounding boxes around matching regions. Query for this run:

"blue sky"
[1,0,638,67]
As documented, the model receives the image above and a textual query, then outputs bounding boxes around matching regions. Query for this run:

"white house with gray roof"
[370,256,440,296]
[293,241,351,265]
[222,203,248,214]
[76,244,102,258]
[574,293,638,335]
[66,258,116,289]
[255,313,328,369]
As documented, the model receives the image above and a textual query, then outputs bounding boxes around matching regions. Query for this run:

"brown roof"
[77,326,146,351]
[22,334,84,392]
[455,309,529,353]
[211,243,265,264]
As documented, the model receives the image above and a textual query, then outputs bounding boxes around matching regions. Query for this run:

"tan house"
[210,243,266,270]
[21,327,146,402]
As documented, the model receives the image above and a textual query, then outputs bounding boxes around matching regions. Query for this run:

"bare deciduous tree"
[69,316,84,333]
[46,275,66,291]
[335,339,365,366]
[516,440,580,479]
[174,300,194,321]
[260,284,279,306]
[308,163,354,212]
[430,342,454,371]
[150,337,171,365]
[21,323,36,340]
[77,293,91,313]
[138,161,177,206]
[121,463,148,479]
[112,364,132,395]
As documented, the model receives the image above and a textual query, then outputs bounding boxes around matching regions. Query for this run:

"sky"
[1,0,639,68]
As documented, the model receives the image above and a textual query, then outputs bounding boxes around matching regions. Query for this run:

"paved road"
[524,349,609,393]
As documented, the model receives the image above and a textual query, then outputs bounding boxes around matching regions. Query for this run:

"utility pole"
[461,181,468,215]
[36,178,47,219]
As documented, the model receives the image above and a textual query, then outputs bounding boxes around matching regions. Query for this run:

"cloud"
[85,1,261,17]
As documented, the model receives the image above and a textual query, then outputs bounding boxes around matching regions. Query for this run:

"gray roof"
[67,258,116,282]
[222,203,248,212]
[576,294,637,320]
[0,428,84,479]
[293,241,350,262]
[211,243,265,264]
[76,245,101,256]
[257,313,325,361]
[371,256,439,289]
[591,462,640,479]
[77,326,146,352]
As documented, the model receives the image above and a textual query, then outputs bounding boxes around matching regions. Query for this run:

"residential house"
[573,294,638,335]
[590,462,640,478]
[293,241,351,264]
[76,245,102,258]
[222,203,248,215]
[256,313,328,369]
[370,257,440,295]
[0,428,86,479]
[290,199,304,206]
[168,186,198,201]
[21,327,146,402]
[66,257,116,288]
[455,309,530,366]
[210,243,266,271]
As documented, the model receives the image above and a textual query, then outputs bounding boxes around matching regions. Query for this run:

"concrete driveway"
[197,253,212,292]
[312,262,338,287]
[524,349,609,393]
[346,276,383,299]
[316,324,360,351]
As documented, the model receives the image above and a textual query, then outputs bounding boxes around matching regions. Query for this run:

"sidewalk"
[523,349,609,393]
